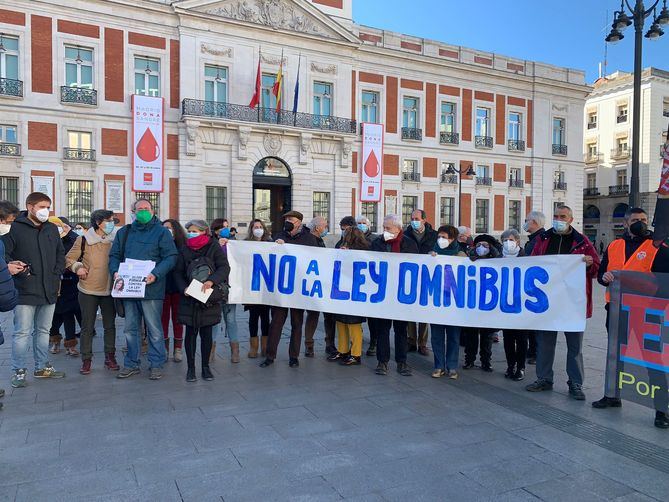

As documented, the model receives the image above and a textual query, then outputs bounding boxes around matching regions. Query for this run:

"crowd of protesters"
[0,192,666,429]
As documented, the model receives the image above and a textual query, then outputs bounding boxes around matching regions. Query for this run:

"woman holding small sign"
[173,220,230,382]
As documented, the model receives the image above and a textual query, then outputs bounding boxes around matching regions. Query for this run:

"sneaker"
[202,366,214,381]
[325,345,337,355]
[592,396,622,409]
[365,344,377,357]
[259,358,274,368]
[447,370,459,380]
[512,368,525,381]
[339,355,361,366]
[34,364,65,379]
[186,367,197,382]
[568,382,585,401]
[327,352,345,362]
[173,348,183,363]
[80,360,92,375]
[397,362,412,376]
[11,369,27,388]
[481,364,493,373]
[288,358,299,368]
[149,368,163,380]
[525,380,553,392]
[655,412,669,429]
[116,367,140,379]
[432,369,446,378]
[375,362,388,376]
[463,362,475,370]
[505,366,515,379]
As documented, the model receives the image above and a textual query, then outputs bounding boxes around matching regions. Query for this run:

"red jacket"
[531,228,600,319]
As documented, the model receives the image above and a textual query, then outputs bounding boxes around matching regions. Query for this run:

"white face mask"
[476,245,490,257]
[437,237,450,249]
[0,223,10,235]
[252,228,264,239]
[503,240,519,254]
[383,231,395,241]
[35,208,50,223]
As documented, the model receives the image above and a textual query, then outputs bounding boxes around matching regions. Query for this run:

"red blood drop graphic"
[136,128,160,162]
[364,150,380,178]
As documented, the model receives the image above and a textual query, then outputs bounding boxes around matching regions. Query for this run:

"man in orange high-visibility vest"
[592,207,669,429]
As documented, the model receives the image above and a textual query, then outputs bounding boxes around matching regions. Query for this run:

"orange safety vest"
[605,238,659,302]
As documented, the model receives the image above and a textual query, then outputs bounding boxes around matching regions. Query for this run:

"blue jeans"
[12,304,56,371]
[123,299,165,369]
[535,331,584,386]
[213,304,238,343]
[430,324,461,371]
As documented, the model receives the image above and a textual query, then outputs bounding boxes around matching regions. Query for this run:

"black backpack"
[185,251,228,307]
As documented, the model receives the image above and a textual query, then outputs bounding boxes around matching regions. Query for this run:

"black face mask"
[283,221,295,233]
[629,221,648,237]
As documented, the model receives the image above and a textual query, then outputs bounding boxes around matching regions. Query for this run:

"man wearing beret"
[261,210,320,368]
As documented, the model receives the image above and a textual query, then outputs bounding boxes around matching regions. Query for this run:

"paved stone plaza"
[1,285,668,501]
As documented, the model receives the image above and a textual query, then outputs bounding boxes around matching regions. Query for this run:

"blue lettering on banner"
[500,267,522,314]
[524,266,550,313]
[351,261,368,302]
[420,264,442,307]
[368,261,388,303]
[277,255,296,294]
[251,253,275,292]
[479,267,499,311]
[330,260,351,300]
[443,265,465,308]
[306,260,319,275]
[467,265,477,309]
[398,262,419,304]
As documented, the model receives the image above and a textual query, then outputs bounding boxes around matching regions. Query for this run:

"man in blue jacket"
[109,199,177,380]
[0,235,19,409]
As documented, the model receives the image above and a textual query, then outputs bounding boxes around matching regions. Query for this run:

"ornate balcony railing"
[440,173,458,184]
[508,139,525,152]
[476,176,492,186]
[610,147,630,160]
[181,99,357,134]
[402,170,420,182]
[0,78,23,98]
[584,152,602,164]
[587,121,597,129]
[439,131,459,145]
[552,144,568,156]
[0,143,21,156]
[617,114,627,123]
[401,127,422,141]
[60,86,98,106]
[553,181,567,191]
[64,148,96,161]
[475,135,493,149]
[583,187,600,197]
[509,178,524,188]
[609,184,629,196]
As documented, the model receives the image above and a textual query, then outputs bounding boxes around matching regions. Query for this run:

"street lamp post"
[445,163,476,226]
[606,0,669,208]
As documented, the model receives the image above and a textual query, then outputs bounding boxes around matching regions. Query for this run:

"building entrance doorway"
[252,157,292,236]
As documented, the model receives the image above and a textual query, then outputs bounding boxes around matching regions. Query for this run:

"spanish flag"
[272,56,283,112]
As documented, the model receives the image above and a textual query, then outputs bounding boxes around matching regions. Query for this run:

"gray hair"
[501,228,521,241]
[132,198,153,211]
[457,226,471,235]
[383,214,402,229]
[307,216,327,230]
[185,219,209,232]
[526,210,546,228]
[356,215,370,225]
[554,205,573,218]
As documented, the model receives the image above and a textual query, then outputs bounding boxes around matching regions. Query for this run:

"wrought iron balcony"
[401,127,422,141]
[64,148,96,161]
[181,99,357,134]
[664,110,669,117]
[475,176,492,186]
[0,78,23,98]
[508,139,525,152]
[553,181,567,191]
[552,144,568,156]
[60,86,98,106]
[587,121,597,129]
[509,178,524,188]
[402,170,421,182]
[616,114,627,123]
[583,187,600,197]
[584,152,602,164]
[0,143,21,156]
[609,184,629,196]
[610,147,630,160]
[475,135,493,149]
[440,173,458,184]
[439,131,459,145]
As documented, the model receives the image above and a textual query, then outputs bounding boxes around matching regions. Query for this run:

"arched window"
[584,205,600,220]
[613,203,629,219]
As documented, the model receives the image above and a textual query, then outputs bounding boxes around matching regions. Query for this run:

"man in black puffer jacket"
[261,211,320,369]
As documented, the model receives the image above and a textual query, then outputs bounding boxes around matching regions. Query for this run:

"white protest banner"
[112,260,155,298]
[360,123,383,202]
[227,241,587,332]
[132,95,164,192]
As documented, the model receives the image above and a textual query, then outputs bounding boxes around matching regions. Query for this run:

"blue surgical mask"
[357,223,368,233]
[321,230,328,238]
[74,229,84,237]
[103,221,115,235]
[411,220,422,230]
[187,232,200,239]
[552,220,569,233]
[219,228,231,238]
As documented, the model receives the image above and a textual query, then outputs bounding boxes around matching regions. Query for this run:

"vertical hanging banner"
[132,95,164,192]
[360,123,383,202]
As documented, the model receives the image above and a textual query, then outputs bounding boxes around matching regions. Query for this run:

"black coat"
[55,231,80,314]
[174,239,230,328]
[2,212,65,305]
[370,232,419,254]
[0,241,18,346]
[404,222,438,255]
[273,225,320,247]
[524,228,544,256]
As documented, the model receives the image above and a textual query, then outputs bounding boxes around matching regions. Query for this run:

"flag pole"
[257,46,261,122]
